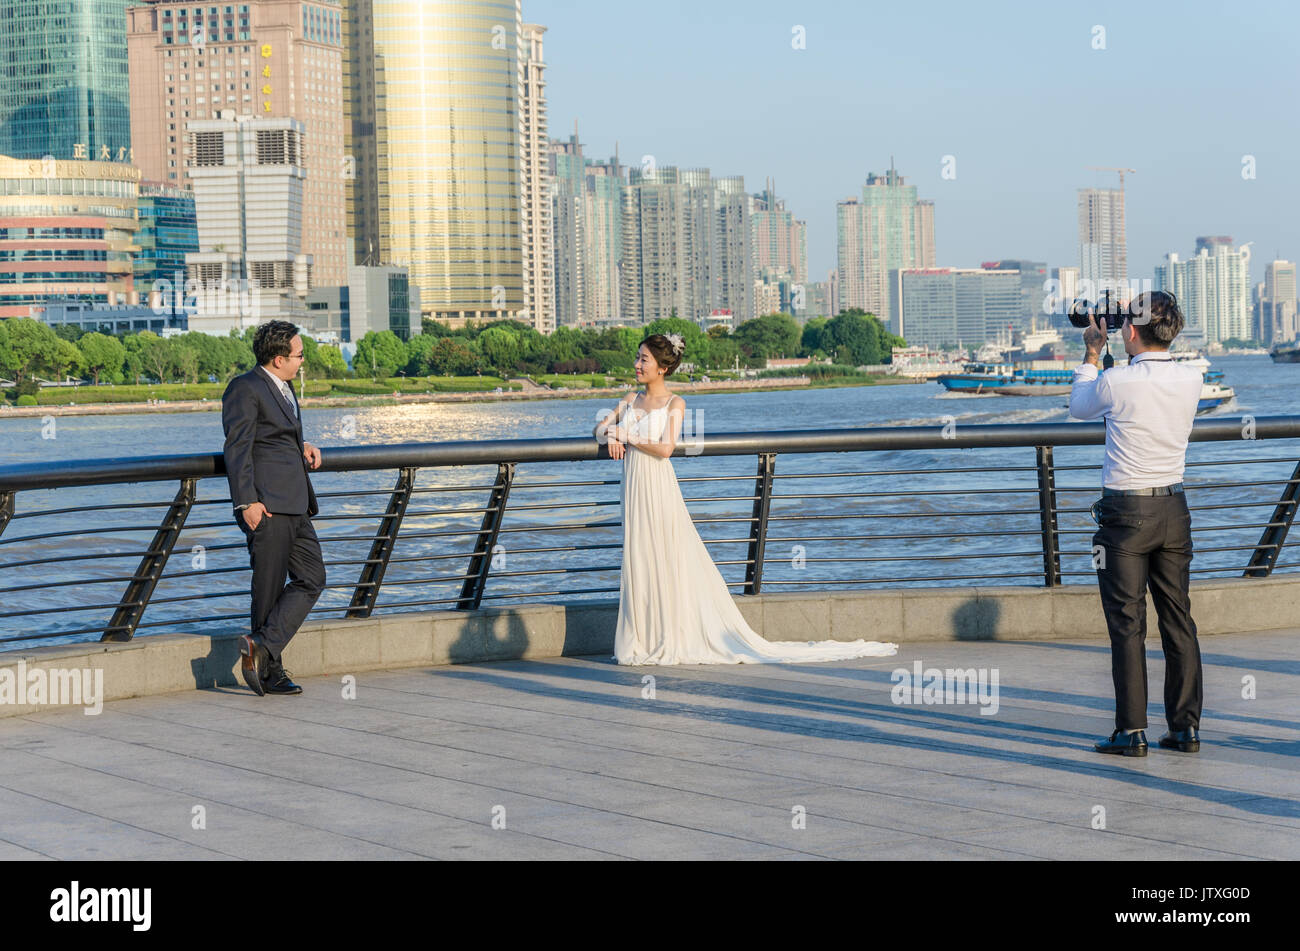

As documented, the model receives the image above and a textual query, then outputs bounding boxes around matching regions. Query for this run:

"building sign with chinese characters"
[262,43,273,113]
[71,144,136,164]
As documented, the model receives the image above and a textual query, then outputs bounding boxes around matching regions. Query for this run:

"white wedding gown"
[612,401,899,666]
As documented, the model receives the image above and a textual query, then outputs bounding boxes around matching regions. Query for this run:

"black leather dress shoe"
[1094,729,1148,756]
[262,665,302,695]
[239,634,270,697]
[1158,727,1200,752]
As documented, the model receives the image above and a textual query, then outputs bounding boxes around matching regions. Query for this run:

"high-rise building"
[1077,187,1126,298]
[621,165,752,326]
[0,1,132,161]
[126,0,348,288]
[983,259,1048,332]
[889,267,1022,349]
[1258,259,1298,345]
[1155,240,1252,345]
[550,136,585,328]
[549,132,624,327]
[622,165,690,324]
[1045,265,1081,330]
[518,22,554,334]
[0,155,140,318]
[752,184,807,285]
[184,114,311,333]
[712,176,753,324]
[754,279,780,318]
[837,166,935,319]
[1195,235,1234,256]
[581,158,625,327]
[345,0,524,324]
[134,182,199,303]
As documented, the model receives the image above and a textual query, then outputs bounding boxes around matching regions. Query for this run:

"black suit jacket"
[222,368,318,517]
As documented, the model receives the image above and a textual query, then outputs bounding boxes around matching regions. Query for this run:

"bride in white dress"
[593,333,898,666]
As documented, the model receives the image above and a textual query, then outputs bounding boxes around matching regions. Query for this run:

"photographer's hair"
[640,334,683,377]
[253,320,300,366]
[1130,292,1184,349]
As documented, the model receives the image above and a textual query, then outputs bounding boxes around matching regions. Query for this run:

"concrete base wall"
[2,576,1297,717]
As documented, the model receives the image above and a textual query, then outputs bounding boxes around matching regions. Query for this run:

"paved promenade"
[0,630,1297,860]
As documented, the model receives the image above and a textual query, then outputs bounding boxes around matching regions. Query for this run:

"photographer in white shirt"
[1069,290,1205,757]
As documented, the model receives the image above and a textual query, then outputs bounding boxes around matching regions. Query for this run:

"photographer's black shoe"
[1158,727,1200,753]
[1094,729,1148,757]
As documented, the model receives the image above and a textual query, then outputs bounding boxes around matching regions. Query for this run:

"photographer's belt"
[1102,483,1185,497]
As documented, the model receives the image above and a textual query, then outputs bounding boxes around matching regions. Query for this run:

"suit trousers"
[239,512,326,661]
[1091,493,1202,732]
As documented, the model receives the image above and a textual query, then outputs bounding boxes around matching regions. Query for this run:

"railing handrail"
[2,415,1298,493]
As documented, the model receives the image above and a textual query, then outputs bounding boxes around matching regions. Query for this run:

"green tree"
[78,332,127,385]
[702,335,742,370]
[824,309,893,366]
[354,330,406,378]
[49,337,86,381]
[734,313,801,361]
[139,335,181,383]
[175,342,201,384]
[316,343,347,378]
[2,318,62,384]
[476,326,521,373]
[123,350,145,385]
[403,333,437,375]
[545,326,585,367]
[423,336,480,375]
[421,317,455,337]
[800,317,830,356]
[0,318,15,382]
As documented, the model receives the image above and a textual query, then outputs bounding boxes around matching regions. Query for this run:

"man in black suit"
[222,320,326,696]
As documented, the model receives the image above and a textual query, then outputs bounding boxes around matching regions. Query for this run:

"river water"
[1,355,1297,647]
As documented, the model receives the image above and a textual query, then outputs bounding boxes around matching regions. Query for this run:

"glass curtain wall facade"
[345,0,524,322]
[0,0,133,160]
[134,182,198,298]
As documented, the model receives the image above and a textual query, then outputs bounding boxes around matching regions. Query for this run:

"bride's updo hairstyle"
[640,333,684,377]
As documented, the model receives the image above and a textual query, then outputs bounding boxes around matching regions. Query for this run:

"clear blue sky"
[531,0,1299,287]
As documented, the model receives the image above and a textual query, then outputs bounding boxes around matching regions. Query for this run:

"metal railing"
[1,415,1298,647]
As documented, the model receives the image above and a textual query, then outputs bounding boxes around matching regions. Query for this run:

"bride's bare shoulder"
[667,393,685,410]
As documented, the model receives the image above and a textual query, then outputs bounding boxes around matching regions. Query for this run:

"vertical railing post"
[0,491,13,539]
[1035,446,1062,587]
[102,478,197,642]
[458,462,516,610]
[347,466,417,618]
[744,452,776,595]
[1244,459,1300,578]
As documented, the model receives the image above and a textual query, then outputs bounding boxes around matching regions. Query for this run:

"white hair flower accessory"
[666,333,685,355]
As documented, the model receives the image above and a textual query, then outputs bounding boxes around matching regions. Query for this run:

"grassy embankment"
[9,365,915,408]
[19,376,521,405]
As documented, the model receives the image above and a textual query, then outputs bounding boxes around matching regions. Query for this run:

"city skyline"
[532,0,1299,288]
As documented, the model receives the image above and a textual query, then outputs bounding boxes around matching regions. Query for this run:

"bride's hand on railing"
[597,422,628,459]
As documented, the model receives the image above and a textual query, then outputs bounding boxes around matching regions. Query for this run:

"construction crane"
[1087,166,1137,190]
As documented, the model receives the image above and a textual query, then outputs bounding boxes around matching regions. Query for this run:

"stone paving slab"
[0,630,1297,860]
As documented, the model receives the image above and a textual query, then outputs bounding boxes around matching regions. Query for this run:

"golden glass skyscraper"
[344,0,523,322]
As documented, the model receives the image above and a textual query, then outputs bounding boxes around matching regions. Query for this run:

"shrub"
[16,394,38,407]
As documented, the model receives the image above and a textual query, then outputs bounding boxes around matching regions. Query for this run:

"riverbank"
[0,373,921,419]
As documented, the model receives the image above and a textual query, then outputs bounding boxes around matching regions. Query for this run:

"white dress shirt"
[259,364,298,418]
[1068,351,1203,490]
